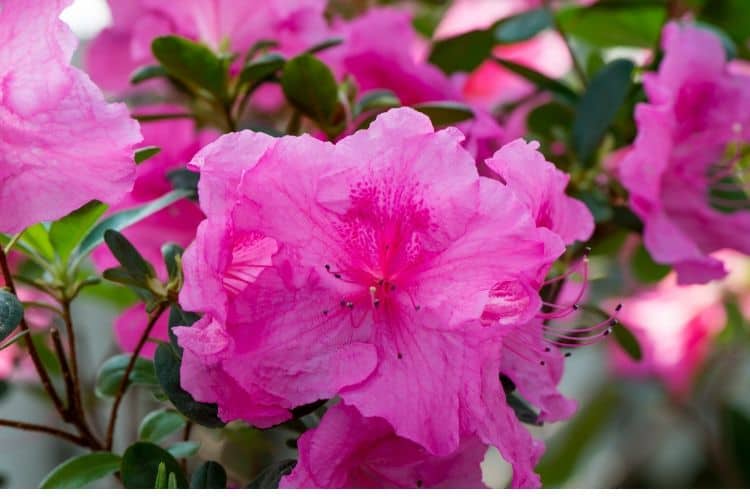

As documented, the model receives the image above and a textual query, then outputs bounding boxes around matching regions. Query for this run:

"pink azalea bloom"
[325,7,504,162]
[91,105,211,278]
[176,108,569,487]
[86,0,328,94]
[435,0,571,109]
[281,403,487,488]
[610,274,725,397]
[619,22,750,284]
[486,139,594,245]
[0,348,16,380]
[0,0,141,234]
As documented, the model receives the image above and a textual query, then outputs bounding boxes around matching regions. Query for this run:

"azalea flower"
[86,0,329,94]
[0,0,140,234]
[175,108,593,487]
[281,403,487,488]
[619,22,750,284]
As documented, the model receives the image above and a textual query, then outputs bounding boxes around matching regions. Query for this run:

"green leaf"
[191,461,227,489]
[162,243,184,285]
[612,323,642,361]
[49,201,108,263]
[495,8,553,43]
[0,290,24,342]
[134,146,162,165]
[138,409,186,443]
[721,404,750,485]
[353,90,401,117]
[304,37,344,55]
[166,168,200,195]
[538,386,618,486]
[21,224,55,262]
[526,101,574,140]
[95,354,158,398]
[412,101,474,127]
[577,191,614,223]
[121,442,188,489]
[572,59,633,165]
[40,452,121,489]
[154,343,224,427]
[631,242,670,284]
[154,462,168,489]
[506,393,542,426]
[700,0,750,58]
[152,36,228,101]
[74,189,191,262]
[429,30,495,74]
[494,58,579,105]
[246,460,296,489]
[104,230,156,283]
[281,54,339,126]
[557,3,666,48]
[130,65,168,85]
[238,53,286,86]
[167,441,200,459]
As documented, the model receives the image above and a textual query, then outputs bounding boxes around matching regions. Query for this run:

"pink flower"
[486,139,594,245]
[610,274,725,397]
[91,105,212,279]
[281,404,487,488]
[619,22,750,284]
[86,0,328,94]
[0,0,141,234]
[435,0,571,108]
[325,7,504,162]
[177,108,568,486]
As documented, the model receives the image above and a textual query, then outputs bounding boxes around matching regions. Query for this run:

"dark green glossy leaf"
[495,8,553,43]
[557,3,666,48]
[138,409,186,443]
[154,343,224,428]
[152,36,228,101]
[104,230,156,283]
[238,53,286,86]
[631,243,670,284]
[121,442,188,489]
[0,290,23,342]
[40,452,121,489]
[412,101,474,127]
[130,65,168,85]
[494,58,579,105]
[429,30,495,74]
[612,323,642,361]
[572,59,634,164]
[701,0,750,58]
[353,90,401,116]
[166,168,200,195]
[246,460,296,489]
[95,354,158,398]
[134,146,162,165]
[191,461,227,489]
[578,191,614,223]
[527,101,574,139]
[74,190,191,261]
[721,404,750,485]
[506,393,542,426]
[49,201,108,263]
[304,37,344,55]
[281,54,339,126]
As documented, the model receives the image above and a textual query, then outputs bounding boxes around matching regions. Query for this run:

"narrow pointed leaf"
[40,452,121,489]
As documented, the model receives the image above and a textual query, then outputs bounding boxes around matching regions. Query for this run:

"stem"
[0,246,66,416]
[50,328,75,420]
[132,113,195,122]
[544,1,588,86]
[181,422,193,473]
[61,301,81,408]
[0,418,88,447]
[105,303,168,450]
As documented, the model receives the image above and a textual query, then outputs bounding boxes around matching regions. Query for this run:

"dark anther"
[540,360,546,366]
[346,301,354,309]
[414,305,421,311]
[322,310,329,316]
[615,303,623,312]
[416,480,423,488]
[373,299,381,308]
[334,273,342,279]
[397,352,403,360]
[604,328,611,336]
[583,246,592,256]
[324,264,331,271]
[544,347,551,352]
[564,352,572,358]
[609,319,619,326]
[572,304,580,311]
[499,373,516,394]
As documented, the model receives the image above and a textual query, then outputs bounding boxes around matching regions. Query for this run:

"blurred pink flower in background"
[282,404,487,488]
[610,274,725,397]
[435,0,571,109]
[618,22,750,285]
[113,303,169,359]
[0,0,141,234]
[86,0,329,94]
